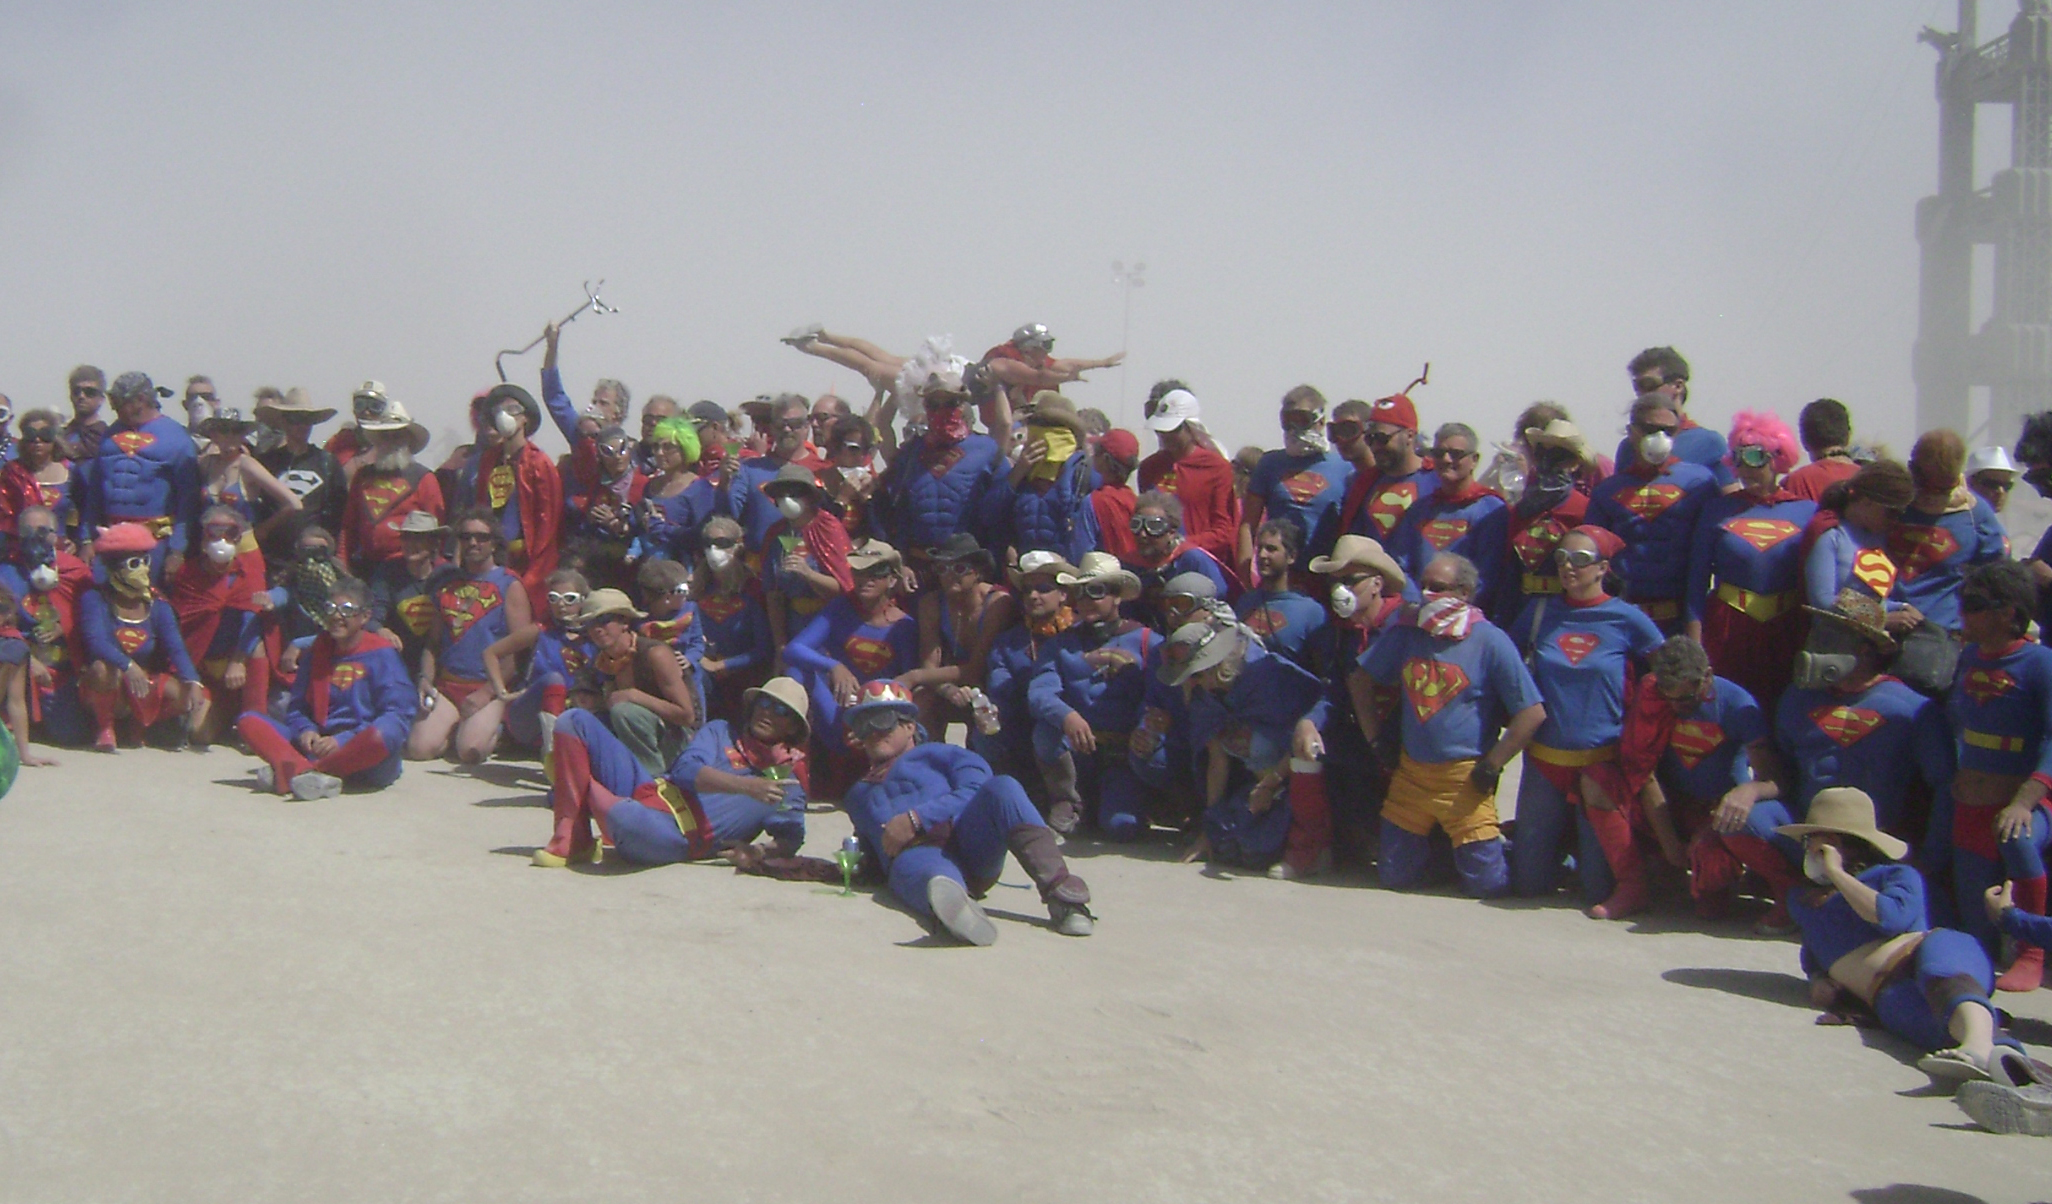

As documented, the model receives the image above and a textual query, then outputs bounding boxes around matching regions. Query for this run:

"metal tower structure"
[1915,0,2052,437]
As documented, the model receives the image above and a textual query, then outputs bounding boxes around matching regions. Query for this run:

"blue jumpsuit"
[843,742,1049,922]
[1028,619,1156,840]
[1187,644,1331,868]
[1588,459,1718,628]
[1943,639,2052,952]
[81,415,201,577]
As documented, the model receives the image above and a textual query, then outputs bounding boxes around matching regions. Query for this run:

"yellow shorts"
[1381,754,1500,847]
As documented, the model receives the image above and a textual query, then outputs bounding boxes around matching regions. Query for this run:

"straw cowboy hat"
[576,588,646,625]
[1021,391,1087,438]
[255,387,337,427]
[1804,587,1897,652]
[846,539,903,573]
[353,387,431,454]
[1523,418,1593,467]
[1774,787,1908,861]
[1308,534,1409,595]
[1057,551,1142,601]
[1009,548,1077,585]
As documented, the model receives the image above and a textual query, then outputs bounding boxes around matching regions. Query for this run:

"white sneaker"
[253,765,275,793]
[291,771,343,801]
[1267,849,1332,881]
[926,877,998,946]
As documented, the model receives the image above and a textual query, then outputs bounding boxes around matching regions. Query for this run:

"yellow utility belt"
[1963,730,2028,753]
[1527,742,1618,768]
[1521,573,1562,596]
[1716,582,1798,623]
[1631,598,1680,622]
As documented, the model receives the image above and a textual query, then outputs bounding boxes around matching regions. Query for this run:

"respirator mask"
[1791,622,1871,691]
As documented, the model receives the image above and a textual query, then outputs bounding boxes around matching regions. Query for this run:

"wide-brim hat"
[484,383,543,436]
[255,387,337,426]
[1308,534,1408,594]
[1057,551,1142,601]
[1803,586,1896,651]
[1009,549,1077,584]
[928,532,994,571]
[355,391,432,453]
[846,539,903,573]
[741,676,812,745]
[762,463,825,502]
[1022,390,1086,438]
[198,409,258,444]
[394,511,449,536]
[1158,619,1241,687]
[577,588,646,625]
[1524,418,1592,466]
[1967,446,2019,479]
[1774,787,1908,862]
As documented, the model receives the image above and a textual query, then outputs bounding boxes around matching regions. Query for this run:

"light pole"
[1112,259,1146,424]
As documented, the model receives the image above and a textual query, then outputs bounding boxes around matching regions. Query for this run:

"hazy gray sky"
[0,1,1974,462]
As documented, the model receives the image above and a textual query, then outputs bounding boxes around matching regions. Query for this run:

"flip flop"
[1918,1047,1993,1085]
[1990,1046,2051,1089]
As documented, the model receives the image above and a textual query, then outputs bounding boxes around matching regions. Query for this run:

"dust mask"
[777,496,808,520]
[1803,848,1834,885]
[495,409,523,438]
[204,538,237,565]
[29,564,58,592]
[707,546,736,571]
[1639,431,1674,464]
[1329,582,1359,619]
[1286,424,1331,456]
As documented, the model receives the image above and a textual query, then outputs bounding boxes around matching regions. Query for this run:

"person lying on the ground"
[237,576,416,800]
[838,679,1093,945]
[533,675,811,868]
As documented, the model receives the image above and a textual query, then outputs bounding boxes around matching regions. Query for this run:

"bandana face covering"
[925,403,970,449]
[1516,469,1574,520]
[1417,592,1475,641]
[1286,425,1332,456]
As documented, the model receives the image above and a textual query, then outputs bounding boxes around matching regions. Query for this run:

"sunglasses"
[855,563,897,580]
[670,582,692,597]
[457,531,496,544]
[1978,477,2015,492]
[706,537,740,551]
[547,591,585,606]
[189,392,218,403]
[1632,374,1671,393]
[1554,547,1603,570]
[202,526,242,541]
[1022,579,1065,595]
[1327,420,1364,439]
[1429,447,1476,462]
[1337,572,1377,588]
[837,443,871,455]
[1733,444,1773,469]
[19,428,55,444]
[1365,428,1398,446]
[848,709,910,738]
[1130,514,1175,538]
[1638,424,1679,437]
[72,385,105,398]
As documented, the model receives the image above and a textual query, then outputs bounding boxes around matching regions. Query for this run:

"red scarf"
[305,629,394,726]
[737,733,807,790]
[925,405,970,448]
[797,511,854,594]
[1434,479,1498,508]
[167,550,268,666]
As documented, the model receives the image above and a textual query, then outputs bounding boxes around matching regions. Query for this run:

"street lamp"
[1112,259,1146,422]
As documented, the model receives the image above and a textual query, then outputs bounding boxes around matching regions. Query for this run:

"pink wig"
[1727,410,1799,475]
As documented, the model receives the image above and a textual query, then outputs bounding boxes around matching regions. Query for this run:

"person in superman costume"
[1235,519,1327,668]
[1238,385,1352,579]
[1588,396,1719,634]
[1337,391,1438,544]
[469,383,563,606]
[0,504,93,747]
[1387,422,1508,619]
[1138,385,1240,567]
[1683,411,1818,714]
[77,522,204,751]
[78,372,200,581]
[166,505,275,748]
[1612,346,1735,488]
[1498,417,1596,628]
[874,360,1002,590]
[1945,561,2052,992]
[691,515,772,722]
[237,576,415,800]
[782,539,920,789]
[1891,429,2006,636]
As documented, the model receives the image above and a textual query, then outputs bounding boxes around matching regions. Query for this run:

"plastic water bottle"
[968,688,1001,735]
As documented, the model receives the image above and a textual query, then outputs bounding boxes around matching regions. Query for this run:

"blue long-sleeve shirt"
[1026,620,1154,735]
[843,742,993,866]
[82,415,201,552]
[1684,494,1816,623]
[282,634,418,752]
[79,591,199,679]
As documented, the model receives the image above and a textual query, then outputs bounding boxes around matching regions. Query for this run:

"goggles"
[326,600,368,619]
[19,427,56,444]
[1073,581,1114,601]
[1554,547,1603,570]
[1733,444,1773,469]
[1130,514,1175,538]
[1327,419,1364,439]
[847,707,911,739]
[546,591,585,607]
[117,554,151,574]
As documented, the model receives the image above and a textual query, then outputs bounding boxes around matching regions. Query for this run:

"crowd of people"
[4,328,2052,1133]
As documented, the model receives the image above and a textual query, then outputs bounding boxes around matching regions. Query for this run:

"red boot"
[1996,875,2048,993]
[1584,804,1648,920]
[1273,760,1333,879]
[84,683,119,752]
[536,733,600,867]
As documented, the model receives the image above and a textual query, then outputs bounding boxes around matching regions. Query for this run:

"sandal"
[1918,1047,1993,1085]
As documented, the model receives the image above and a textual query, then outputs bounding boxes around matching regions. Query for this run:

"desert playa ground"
[1,746,2047,1204]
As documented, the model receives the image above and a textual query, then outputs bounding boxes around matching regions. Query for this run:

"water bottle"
[968,688,1001,735]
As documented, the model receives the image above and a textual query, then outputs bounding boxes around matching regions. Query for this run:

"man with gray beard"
[337,385,447,578]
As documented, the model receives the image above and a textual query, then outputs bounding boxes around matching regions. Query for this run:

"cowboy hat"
[355,390,432,454]
[1803,587,1896,651]
[1307,534,1408,595]
[1008,548,1077,585]
[1057,551,1142,601]
[1774,787,1908,862]
[482,383,543,436]
[255,387,337,427]
[576,588,646,625]
[1523,418,1592,466]
[198,408,258,444]
[847,539,903,573]
[761,463,826,503]
[1021,391,1086,438]
[393,511,448,536]
[927,532,995,573]
[741,675,813,744]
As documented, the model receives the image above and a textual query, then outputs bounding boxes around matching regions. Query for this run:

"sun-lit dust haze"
[0,1,1979,464]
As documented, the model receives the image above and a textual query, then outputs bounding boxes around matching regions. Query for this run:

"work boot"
[1583,803,1648,921]
[926,876,998,946]
[1037,752,1083,836]
[1996,875,2048,993]
[1007,823,1094,935]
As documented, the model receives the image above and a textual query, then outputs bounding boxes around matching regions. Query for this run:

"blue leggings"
[884,775,1042,919]
[1952,808,2052,952]
[1871,928,2009,1053]
[1508,767,1611,902]
[1379,824,1509,898]
[558,708,802,864]
[1032,720,1149,841]
[1203,783,1293,869]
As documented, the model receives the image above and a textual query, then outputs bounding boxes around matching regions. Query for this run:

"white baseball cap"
[1147,388,1202,433]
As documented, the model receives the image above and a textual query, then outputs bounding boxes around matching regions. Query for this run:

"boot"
[1996,875,2048,993]
[1008,824,1094,936]
[1038,752,1083,836]
[85,684,119,752]
[535,733,601,867]
[1271,759,1333,879]
[1583,803,1648,920]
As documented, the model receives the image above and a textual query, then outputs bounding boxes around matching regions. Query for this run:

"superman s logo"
[1401,658,1470,725]
[1281,471,1329,506]
[1554,632,1599,665]
[112,430,157,456]
[1668,720,1725,770]
[330,662,365,690]
[1963,668,2016,706]
[1421,517,1470,551]
[1622,482,1684,520]
[1892,525,1960,581]
[1723,518,1798,552]
[1811,704,1884,748]
[1851,548,1897,598]
[115,626,150,655]
[844,635,895,676]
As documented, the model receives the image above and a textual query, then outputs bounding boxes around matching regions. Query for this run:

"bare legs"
[784,329,905,405]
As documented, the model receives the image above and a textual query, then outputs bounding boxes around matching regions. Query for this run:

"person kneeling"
[237,577,416,799]
[841,680,1094,944]
[536,675,811,868]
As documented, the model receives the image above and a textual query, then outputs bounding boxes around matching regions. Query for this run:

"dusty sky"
[0,0,1979,464]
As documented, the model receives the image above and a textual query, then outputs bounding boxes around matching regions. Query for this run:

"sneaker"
[1050,901,1095,937]
[1955,1080,2052,1136]
[926,876,998,946]
[1268,849,1332,881]
[531,844,601,868]
[253,765,276,793]
[290,771,343,801]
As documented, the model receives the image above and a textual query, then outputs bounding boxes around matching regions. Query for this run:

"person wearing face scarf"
[1353,551,1545,897]
[0,505,92,745]
[1943,561,2052,991]
[818,415,881,540]
[79,372,200,582]
[77,523,203,752]
[1891,429,2007,640]
[1025,553,1157,839]
[236,576,415,800]
[781,539,920,792]
[980,391,1100,567]
[1,410,76,538]
[691,516,772,721]
[1499,415,1595,622]
[1337,392,1438,543]
[1778,788,2033,1090]
[1682,411,1818,714]
[469,383,563,606]
[1733,589,1948,929]
[1596,637,1784,927]
[167,506,275,747]
[875,359,1003,589]
[759,464,853,655]
[1239,386,1352,583]
[567,425,649,591]
[1507,525,1667,915]
[1387,422,1508,619]
[1588,396,1720,634]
